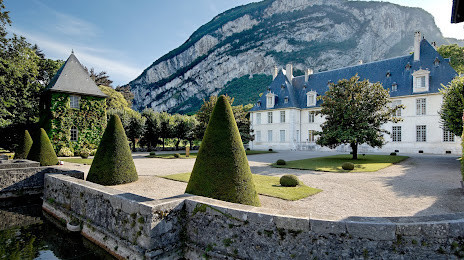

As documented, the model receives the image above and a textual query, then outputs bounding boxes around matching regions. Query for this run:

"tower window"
[70,127,78,141]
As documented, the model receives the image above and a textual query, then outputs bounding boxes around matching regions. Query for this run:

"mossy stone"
[87,115,138,185]
[27,128,58,166]
[14,130,33,159]
[185,95,260,206]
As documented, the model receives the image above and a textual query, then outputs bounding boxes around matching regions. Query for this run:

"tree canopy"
[99,85,130,110]
[439,76,464,136]
[317,75,402,159]
[437,44,464,74]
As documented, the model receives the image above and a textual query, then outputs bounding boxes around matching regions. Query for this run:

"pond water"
[0,196,114,260]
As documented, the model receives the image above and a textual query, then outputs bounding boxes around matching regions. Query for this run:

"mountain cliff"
[127,0,461,114]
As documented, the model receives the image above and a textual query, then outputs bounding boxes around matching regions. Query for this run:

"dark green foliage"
[439,76,464,136]
[86,115,138,185]
[317,75,402,159]
[390,152,397,156]
[342,162,355,170]
[280,175,299,187]
[185,95,260,206]
[174,153,180,158]
[437,44,464,74]
[276,159,286,165]
[80,148,89,159]
[219,74,272,106]
[14,130,32,159]
[268,149,273,152]
[462,129,464,181]
[27,128,58,166]
[149,151,156,156]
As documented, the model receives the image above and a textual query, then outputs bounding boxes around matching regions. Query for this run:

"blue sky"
[5,0,463,86]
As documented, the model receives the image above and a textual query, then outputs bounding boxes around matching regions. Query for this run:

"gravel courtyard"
[61,151,464,220]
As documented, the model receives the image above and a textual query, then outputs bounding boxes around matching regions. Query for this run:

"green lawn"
[272,154,408,172]
[160,172,321,201]
[146,150,275,159]
[61,158,93,165]
[245,150,276,155]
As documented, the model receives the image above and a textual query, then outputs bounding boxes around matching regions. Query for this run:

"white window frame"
[70,127,78,141]
[412,69,430,93]
[256,131,261,142]
[392,126,402,142]
[392,100,402,117]
[268,130,273,142]
[416,98,426,115]
[443,127,455,142]
[256,113,261,125]
[268,112,273,124]
[280,111,286,123]
[266,92,276,108]
[308,111,315,123]
[280,130,285,143]
[308,130,315,143]
[416,125,427,142]
[70,95,80,109]
[306,91,317,107]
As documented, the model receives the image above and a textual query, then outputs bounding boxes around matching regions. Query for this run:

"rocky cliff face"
[128,0,460,114]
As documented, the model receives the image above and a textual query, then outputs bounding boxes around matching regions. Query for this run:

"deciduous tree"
[439,76,464,136]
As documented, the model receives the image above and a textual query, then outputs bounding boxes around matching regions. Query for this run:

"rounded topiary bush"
[342,162,355,170]
[268,148,273,152]
[14,130,33,159]
[86,115,138,185]
[27,128,58,166]
[185,95,260,207]
[390,152,397,156]
[149,151,156,156]
[280,175,299,187]
[57,147,74,157]
[80,148,90,159]
[276,159,286,165]
[174,153,180,158]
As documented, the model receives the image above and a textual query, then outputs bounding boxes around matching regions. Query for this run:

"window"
[284,97,288,103]
[266,93,276,108]
[392,126,402,142]
[70,95,80,109]
[306,91,317,107]
[308,130,315,143]
[412,69,430,93]
[416,76,426,89]
[256,131,261,142]
[309,112,315,123]
[256,113,261,125]
[280,111,286,123]
[416,125,426,142]
[280,130,285,143]
[443,127,455,142]
[70,127,78,141]
[268,112,273,124]
[391,83,397,92]
[392,100,402,116]
[416,98,426,115]
[268,130,273,142]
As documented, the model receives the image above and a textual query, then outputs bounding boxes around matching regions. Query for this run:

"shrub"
[149,151,156,156]
[185,95,260,206]
[57,147,74,157]
[90,149,97,156]
[27,128,59,166]
[14,130,33,159]
[246,148,250,151]
[174,153,180,158]
[390,152,397,156]
[280,175,299,187]
[268,148,273,152]
[80,148,90,159]
[276,159,286,165]
[342,162,355,170]
[86,115,138,185]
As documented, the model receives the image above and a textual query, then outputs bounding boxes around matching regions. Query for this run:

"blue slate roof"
[252,39,458,111]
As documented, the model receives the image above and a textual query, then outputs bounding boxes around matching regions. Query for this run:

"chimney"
[358,60,363,65]
[414,31,421,61]
[286,64,293,83]
[304,68,313,82]
[272,65,278,80]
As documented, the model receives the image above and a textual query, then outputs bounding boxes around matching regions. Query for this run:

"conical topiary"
[27,128,58,166]
[86,115,138,185]
[14,130,33,159]
[185,95,260,206]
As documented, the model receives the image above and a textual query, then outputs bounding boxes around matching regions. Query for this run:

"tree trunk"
[175,139,180,150]
[162,138,165,150]
[131,138,136,152]
[351,142,358,160]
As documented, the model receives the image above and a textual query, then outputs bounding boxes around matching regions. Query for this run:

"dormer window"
[434,57,440,67]
[267,87,271,93]
[281,84,286,90]
[70,95,80,109]
[257,101,261,107]
[284,96,288,104]
[306,91,317,107]
[391,82,397,92]
[412,69,430,93]
[266,92,276,108]
[386,71,391,78]
[405,63,411,70]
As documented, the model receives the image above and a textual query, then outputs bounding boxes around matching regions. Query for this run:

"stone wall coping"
[47,174,464,226]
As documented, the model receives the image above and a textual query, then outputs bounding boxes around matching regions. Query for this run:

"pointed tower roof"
[46,53,106,97]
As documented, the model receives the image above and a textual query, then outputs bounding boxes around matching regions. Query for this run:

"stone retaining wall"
[44,174,464,259]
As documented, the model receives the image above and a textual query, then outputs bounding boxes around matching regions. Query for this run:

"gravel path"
[60,151,464,219]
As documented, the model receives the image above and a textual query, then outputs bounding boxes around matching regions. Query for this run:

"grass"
[145,150,275,159]
[161,172,322,201]
[61,158,93,165]
[272,154,408,172]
